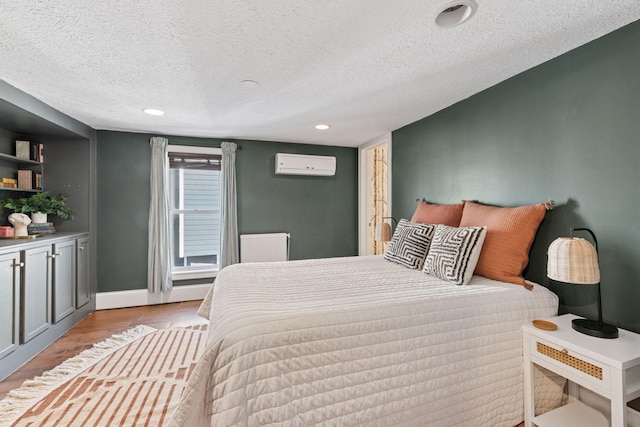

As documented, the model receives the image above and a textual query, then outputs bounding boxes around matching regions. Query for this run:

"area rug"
[0,323,207,427]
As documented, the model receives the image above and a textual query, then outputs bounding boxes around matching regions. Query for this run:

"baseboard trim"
[96,284,211,310]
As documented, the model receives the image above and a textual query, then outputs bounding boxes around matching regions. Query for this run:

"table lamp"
[547,227,618,338]
[374,217,397,242]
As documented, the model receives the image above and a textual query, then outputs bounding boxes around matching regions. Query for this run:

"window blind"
[168,152,222,171]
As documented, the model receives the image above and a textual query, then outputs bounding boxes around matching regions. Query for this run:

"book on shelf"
[18,169,42,190]
[15,140,31,159]
[29,141,44,162]
[1,177,18,188]
[34,172,42,190]
[18,169,33,189]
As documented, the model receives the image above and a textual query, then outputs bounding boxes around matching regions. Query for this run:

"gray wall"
[97,131,357,293]
[392,20,640,332]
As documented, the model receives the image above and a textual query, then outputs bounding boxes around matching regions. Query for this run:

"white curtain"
[147,136,172,292]
[220,141,239,268]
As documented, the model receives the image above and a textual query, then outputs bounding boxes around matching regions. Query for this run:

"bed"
[168,254,562,427]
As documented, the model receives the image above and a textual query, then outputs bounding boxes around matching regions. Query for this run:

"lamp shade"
[547,237,600,284]
[375,222,392,242]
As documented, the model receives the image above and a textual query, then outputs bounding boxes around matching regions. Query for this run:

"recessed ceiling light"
[435,0,477,28]
[143,108,165,116]
[315,124,330,130]
[241,79,259,88]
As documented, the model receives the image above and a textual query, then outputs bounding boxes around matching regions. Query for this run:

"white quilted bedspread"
[169,256,560,427]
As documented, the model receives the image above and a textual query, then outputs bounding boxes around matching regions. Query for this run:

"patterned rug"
[0,324,207,427]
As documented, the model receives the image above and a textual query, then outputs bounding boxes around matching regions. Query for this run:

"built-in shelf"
[0,80,96,382]
[0,150,44,192]
[0,152,43,166]
[0,187,39,193]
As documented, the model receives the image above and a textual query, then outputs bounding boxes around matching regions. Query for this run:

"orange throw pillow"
[410,200,463,226]
[459,201,547,286]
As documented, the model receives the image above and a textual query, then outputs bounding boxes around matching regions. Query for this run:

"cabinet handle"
[79,246,85,251]
[13,262,24,268]
[48,252,62,259]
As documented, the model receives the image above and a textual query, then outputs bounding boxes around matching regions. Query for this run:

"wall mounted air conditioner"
[275,153,336,176]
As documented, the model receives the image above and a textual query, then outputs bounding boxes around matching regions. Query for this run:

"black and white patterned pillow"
[384,219,436,270]
[423,224,486,285]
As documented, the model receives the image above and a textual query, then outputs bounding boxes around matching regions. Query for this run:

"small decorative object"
[532,320,557,331]
[28,222,56,235]
[0,191,74,225]
[374,216,398,242]
[547,228,618,339]
[31,212,47,224]
[0,226,15,237]
[8,212,31,237]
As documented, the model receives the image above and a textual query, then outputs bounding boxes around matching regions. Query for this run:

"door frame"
[357,133,392,255]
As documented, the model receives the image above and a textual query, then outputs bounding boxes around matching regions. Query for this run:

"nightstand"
[523,314,640,427]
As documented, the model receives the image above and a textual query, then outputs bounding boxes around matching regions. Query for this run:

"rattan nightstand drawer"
[531,337,610,389]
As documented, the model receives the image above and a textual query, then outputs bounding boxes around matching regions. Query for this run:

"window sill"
[171,268,218,281]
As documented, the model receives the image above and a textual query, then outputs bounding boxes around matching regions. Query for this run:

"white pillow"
[422,224,486,285]
[384,219,436,270]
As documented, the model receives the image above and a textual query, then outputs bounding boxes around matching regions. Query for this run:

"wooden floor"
[0,300,206,400]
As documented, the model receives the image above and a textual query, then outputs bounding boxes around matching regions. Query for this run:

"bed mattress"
[169,255,560,427]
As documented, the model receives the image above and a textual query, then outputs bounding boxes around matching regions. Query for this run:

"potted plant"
[1,191,74,223]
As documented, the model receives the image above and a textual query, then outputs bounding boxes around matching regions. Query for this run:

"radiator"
[240,233,290,263]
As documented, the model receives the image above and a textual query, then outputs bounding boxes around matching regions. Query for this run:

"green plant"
[1,191,74,220]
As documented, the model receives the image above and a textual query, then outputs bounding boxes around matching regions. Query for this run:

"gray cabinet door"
[52,240,76,323]
[22,246,51,344]
[76,237,90,308]
[0,252,21,360]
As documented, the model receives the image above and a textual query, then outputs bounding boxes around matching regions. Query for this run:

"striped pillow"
[423,224,486,285]
[384,219,436,270]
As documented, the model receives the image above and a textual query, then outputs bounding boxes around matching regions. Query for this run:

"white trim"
[167,143,222,278]
[357,133,392,256]
[96,283,212,310]
[171,268,217,280]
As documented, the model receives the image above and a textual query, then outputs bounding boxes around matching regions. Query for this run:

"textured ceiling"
[1,1,639,147]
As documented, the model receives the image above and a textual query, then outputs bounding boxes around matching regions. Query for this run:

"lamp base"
[572,318,619,339]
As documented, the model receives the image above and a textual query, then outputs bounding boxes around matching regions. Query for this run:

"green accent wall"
[97,131,357,293]
[392,20,640,332]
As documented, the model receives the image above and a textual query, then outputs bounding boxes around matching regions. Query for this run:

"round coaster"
[532,319,557,331]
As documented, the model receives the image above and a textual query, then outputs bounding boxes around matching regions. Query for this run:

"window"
[167,145,222,280]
